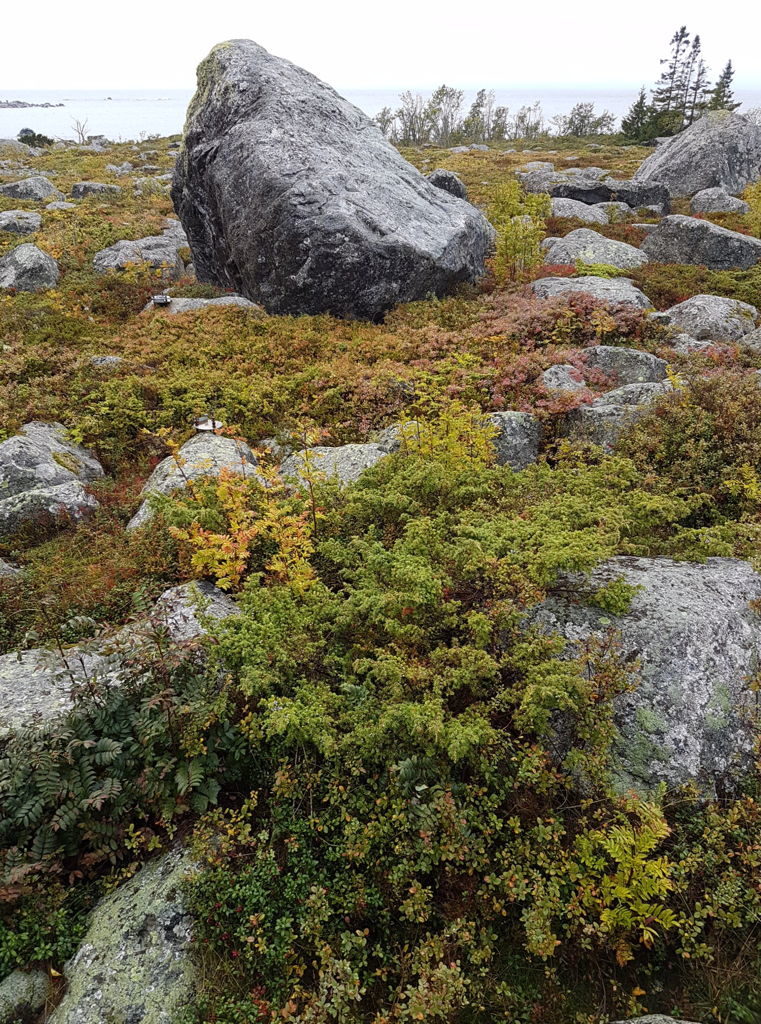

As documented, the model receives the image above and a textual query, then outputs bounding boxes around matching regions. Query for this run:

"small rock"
[426,168,468,200]
[486,411,541,469]
[0,209,41,234]
[541,364,586,391]
[0,243,59,292]
[560,382,671,449]
[71,181,122,198]
[45,200,76,210]
[0,557,20,577]
[690,186,750,214]
[738,326,761,352]
[104,161,134,176]
[90,354,123,368]
[670,332,715,354]
[0,968,50,1023]
[0,175,63,201]
[664,294,758,342]
[93,235,185,280]
[143,295,259,315]
[531,275,652,309]
[595,200,631,220]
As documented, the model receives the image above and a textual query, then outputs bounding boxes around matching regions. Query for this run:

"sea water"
[1,86,760,143]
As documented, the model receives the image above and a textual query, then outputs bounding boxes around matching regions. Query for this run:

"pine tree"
[621,86,656,141]
[707,61,741,112]
[652,26,691,116]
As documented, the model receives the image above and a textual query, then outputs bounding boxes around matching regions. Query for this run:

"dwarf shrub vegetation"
[3,136,761,1023]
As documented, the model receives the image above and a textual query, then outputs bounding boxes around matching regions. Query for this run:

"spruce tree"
[621,86,656,141]
[652,26,691,116]
[707,61,741,112]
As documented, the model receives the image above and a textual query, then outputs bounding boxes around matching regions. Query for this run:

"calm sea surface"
[1,87,760,143]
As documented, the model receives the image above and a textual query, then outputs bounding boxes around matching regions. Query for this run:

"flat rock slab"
[520,171,670,212]
[550,197,608,224]
[634,110,761,197]
[642,214,761,270]
[560,382,672,449]
[281,442,388,487]
[71,181,122,198]
[544,229,648,270]
[172,39,495,320]
[690,187,750,214]
[534,556,761,791]
[93,235,185,279]
[0,582,239,737]
[143,294,259,315]
[531,275,652,309]
[582,345,667,385]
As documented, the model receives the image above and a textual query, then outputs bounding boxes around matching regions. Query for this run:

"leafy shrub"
[489,182,551,282]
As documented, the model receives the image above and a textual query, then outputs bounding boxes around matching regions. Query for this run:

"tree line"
[374,88,615,147]
[622,26,740,142]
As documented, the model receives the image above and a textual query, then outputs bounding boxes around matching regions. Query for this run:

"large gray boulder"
[544,229,649,270]
[0,175,63,201]
[560,382,672,449]
[93,234,185,279]
[0,209,42,234]
[128,432,260,529]
[663,294,758,342]
[642,215,761,270]
[690,186,750,215]
[550,197,608,224]
[281,442,388,487]
[582,345,668,385]
[172,39,495,321]
[534,556,761,791]
[49,847,196,1024]
[0,422,103,537]
[634,110,761,197]
[531,275,652,309]
[0,243,59,292]
[0,582,239,737]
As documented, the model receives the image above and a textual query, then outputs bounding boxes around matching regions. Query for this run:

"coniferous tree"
[707,60,741,112]
[621,86,657,141]
[652,26,691,117]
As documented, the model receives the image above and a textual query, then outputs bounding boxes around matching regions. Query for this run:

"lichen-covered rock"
[427,168,468,200]
[550,197,608,223]
[544,229,649,270]
[71,181,122,198]
[281,442,388,487]
[172,39,494,321]
[739,326,761,352]
[48,847,196,1024]
[663,294,758,342]
[0,557,20,577]
[486,411,541,468]
[93,234,185,279]
[690,186,750,214]
[0,968,50,1023]
[582,345,668,385]
[560,382,672,449]
[634,110,761,197]
[0,209,41,234]
[128,432,260,529]
[0,243,59,291]
[531,275,652,309]
[0,175,63,201]
[0,422,103,537]
[0,582,239,737]
[46,200,76,211]
[534,556,761,791]
[541,364,586,391]
[642,214,761,270]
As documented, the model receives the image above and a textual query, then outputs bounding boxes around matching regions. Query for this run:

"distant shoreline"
[0,100,64,109]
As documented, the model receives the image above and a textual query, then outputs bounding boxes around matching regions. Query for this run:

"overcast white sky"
[3,0,760,91]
